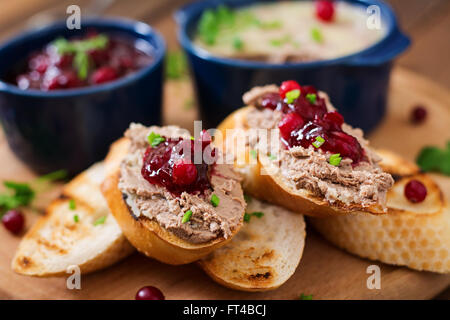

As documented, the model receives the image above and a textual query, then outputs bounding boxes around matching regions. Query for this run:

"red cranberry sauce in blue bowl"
[0,18,165,176]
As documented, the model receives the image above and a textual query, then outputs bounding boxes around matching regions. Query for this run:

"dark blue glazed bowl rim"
[0,17,166,97]
[176,0,410,68]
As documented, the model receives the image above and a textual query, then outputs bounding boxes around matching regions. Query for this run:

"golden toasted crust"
[198,198,306,291]
[101,137,241,265]
[12,163,134,277]
[310,151,450,274]
[217,106,385,217]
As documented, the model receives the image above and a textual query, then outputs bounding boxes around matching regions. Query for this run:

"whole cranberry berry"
[2,210,25,234]
[410,106,427,124]
[404,180,427,203]
[279,80,301,99]
[316,0,335,22]
[135,286,165,300]
[278,113,304,141]
[172,159,198,186]
[91,67,117,84]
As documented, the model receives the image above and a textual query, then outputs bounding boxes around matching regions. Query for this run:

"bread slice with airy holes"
[310,150,450,274]
[12,163,134,277]
[217,105,393,217]
[101,134,245,265]
[198,197,306,291]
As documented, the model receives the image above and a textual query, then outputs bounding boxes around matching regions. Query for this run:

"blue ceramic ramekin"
[0,18,165,175]
[176,0,410,131]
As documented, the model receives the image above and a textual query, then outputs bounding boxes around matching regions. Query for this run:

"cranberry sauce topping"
[12,31,153,91]
[141,131,217,195]
[257,80,366,164]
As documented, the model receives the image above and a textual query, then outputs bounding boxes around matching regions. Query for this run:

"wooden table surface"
[0,0,449,300]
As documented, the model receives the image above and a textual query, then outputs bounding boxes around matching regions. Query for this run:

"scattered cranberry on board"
[135,286,165,300]
[2,210,25,234]
[404,180,427,203]
[410,105,427,124]
[316,0,335,22]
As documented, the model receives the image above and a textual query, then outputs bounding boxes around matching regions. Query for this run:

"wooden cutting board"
[0,67,449,300]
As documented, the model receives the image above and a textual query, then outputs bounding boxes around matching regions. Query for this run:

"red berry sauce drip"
[257,80,366,164]
[13,30,152,91]
[404,180,427,203]
[316,0,335,22]
[141,131,216,195]
[2,210,25,234]
[135,286,165,300]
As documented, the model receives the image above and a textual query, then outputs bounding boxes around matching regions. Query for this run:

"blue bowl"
[176,0,410,131]
[0,18,165,176]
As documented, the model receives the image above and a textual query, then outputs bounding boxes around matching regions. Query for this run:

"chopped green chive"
[190,136,195,140]
[148,132,165,147]
[73,214,79,223]
[312,136,325,148]
[93,216,107,226]
[299,293,313,300]
[211,194,220,207]
[306,93,317,104]
[69,199,76,210]
[233,37,244,51]
[311,27,323,43]
[244,211,264,223]
[182,210,193,223]
[249,149,257,158]
[285,89,301,104]
[268,153,277,161]
[260,20,282,29]
[329,153,342,166]
[244,194,252,203]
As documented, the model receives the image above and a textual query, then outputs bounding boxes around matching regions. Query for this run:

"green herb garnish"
[165,51,188,80]
[147,132,165,147]
[416,142,450,176]
[182,210,193,223]
[233,37,244,51]
[244,211,264,223]
[73,214,79,223]
[93,216,107,226]
[269,34,291,47]
[249,149,257,159]
[244,194,252,203]
[312,136,325,148]
[329,153,342,166]
[197,5,259,46]
[299,293,313,300]
[259,20,282,30]
[69,199,76,210]
[0,170,66,218]
[268,153,277,161]
[52,34,108,80]
[311,27,323,43]
[306,93,317,104]
[211,194,220,207]
[285,89,300,104]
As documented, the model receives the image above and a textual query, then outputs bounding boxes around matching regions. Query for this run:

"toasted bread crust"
[101,137,241,265]
[310,151,450,274]
[217,107,385,217]
[12,163,134,277]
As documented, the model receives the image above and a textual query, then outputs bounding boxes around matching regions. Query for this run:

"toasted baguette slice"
[12,163,134,277]
[199,198,306,291]
[101,138,242,265]
[217,106,386,217]
[310,150,450,274]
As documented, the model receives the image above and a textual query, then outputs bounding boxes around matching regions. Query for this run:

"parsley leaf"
[165,51,187,80]
[416,142,450,176]
[299,293,313,300]
[147,132,165,147]
[0,181,34,217]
